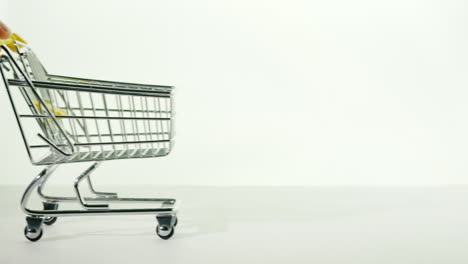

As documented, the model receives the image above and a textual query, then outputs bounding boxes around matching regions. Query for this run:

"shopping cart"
[0,34,178,242]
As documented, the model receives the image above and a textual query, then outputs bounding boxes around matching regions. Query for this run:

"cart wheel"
[156,225,174,240]
[24,226,43,242]
[43,216,57,226]
[174,216,178,227]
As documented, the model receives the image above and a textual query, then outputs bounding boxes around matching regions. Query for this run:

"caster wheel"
[174,217,178,227]
[24,226,43,242]
[42,203,58,226]
[43,217,57,226]
[156,225,174,240]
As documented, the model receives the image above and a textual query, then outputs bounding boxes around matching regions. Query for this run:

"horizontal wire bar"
[30,139,171,148]
[8,79,172,98]
[33,149,171,165]
[48,74,174,90]
[25,207,176,217]
[20,114,171,121]
[66,107,171,114]
[74,132,170,138]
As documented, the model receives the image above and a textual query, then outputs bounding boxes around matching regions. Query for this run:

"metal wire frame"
[0,43,175,165]
[0,41,178,241]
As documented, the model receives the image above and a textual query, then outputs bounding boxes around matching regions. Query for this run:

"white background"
[2,2,468,263]
[1,0,468,186]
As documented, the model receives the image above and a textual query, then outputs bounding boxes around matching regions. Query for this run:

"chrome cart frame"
[0,41,178,242]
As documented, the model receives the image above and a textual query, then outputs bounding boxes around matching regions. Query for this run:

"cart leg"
[21,164,179,241]
[21,166,57,241]
[83,162,118,198]
[87,173,118,198]
[36,162,175,205]
[74,162,109,208]
[37,162,125,204]
[21,165,58,216]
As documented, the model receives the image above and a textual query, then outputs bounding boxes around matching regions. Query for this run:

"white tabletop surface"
[1,184,467,264]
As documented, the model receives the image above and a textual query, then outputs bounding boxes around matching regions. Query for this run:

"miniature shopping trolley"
[0,34,178,242]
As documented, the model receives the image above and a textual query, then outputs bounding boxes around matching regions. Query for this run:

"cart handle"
[1,41,75,157]
[0,33,27,52]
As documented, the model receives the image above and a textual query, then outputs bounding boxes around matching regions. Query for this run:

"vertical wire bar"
[42,89,66,162]
[128,96,137,157]
[130,96,143,157]
[125,95,133,158]
[141,96,150,156]
[56,91,87,133]
[42,88,61,143]
[102,94,117,158]
[155,97,163,155]
[47,89,60,143]
[50,89,70,151]
[76,91,91,142]
[76,91,92,160]
[18,85,49,138]
[51,90,74,163]
[64,91,79,154]
[152,98,159,155]
[116,94,129,157]
[89,92,104,159]
[144,97,155,155]
[161,97,168,151]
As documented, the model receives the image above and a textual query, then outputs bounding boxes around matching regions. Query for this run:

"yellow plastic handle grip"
[0,33,27,52]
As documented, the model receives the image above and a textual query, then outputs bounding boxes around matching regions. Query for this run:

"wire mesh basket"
[2,42,175,165]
